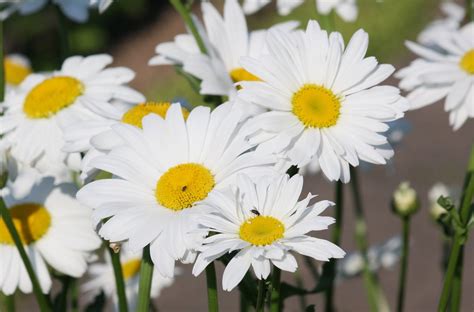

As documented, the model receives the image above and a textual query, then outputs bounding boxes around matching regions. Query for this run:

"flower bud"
[392,182,419,217]
[428,183,450,221]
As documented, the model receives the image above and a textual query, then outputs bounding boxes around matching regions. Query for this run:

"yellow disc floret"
[155,163,215,211]
[5,58,31,86]
[0,203,52,245]
[239,215,285,246]
[460,49,474,75]
[230,67,260,83]
[23,76,84,119]
[292,84,341,128]
[121,259,141,280]
[122,101,190,128]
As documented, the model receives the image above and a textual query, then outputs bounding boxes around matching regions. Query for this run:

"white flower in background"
[242,0,358,22]
[396,22,474,130]
[82,247,176,311]
[4,54,32,93]
[77,103,279,278]
[418,2,465,46]
[0,54,144,172]
[239,21,408,183]
[0,173,101,295]
[63,101,188,180]
[193,174,345,291]
[0,0,109,23]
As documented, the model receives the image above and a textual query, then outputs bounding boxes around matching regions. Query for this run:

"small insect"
[181,186,187,191]
[250,209,260,216]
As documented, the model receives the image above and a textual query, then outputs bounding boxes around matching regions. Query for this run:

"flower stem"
[255,279,266,312]
[3,293,15,312]
[450,249,463,312]
[107,246,128,312]
[0,21,4,102]
[169,0,207,54]
[324,180,343,312]
[396,216,411,312]
[270,267,281,312]
[137,245,154,312]
[467,0,474,22]
[205,262,219,312]
[438,144,474,312]
[0,198,52,311]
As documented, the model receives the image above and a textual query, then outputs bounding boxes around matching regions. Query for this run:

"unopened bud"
[428,183,450,221]
[392,182,418,217]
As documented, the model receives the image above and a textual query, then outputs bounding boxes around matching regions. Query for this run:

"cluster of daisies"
[0,0,470,310]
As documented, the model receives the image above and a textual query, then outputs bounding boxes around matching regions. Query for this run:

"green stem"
[4,294,15,312]
[0,21,4,102]
[294,271,308,311]
[169,0,207,54]
[107,246,128,312]
[467,0,474,22]
[0,199,52,311]
[396,217,411,312]
[255,279,266,312]
[450,249,463,312]
[70,278,79,312]
[270,267,281,312]
[55,276,71,312]
[205,262,219,312]
[137,245,154,312]
[240,292,250,312]
[324,180,343,312]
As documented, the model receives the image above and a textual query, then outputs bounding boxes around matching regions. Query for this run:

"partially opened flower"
[239,21,408,182]
[82,247,176,311]
[77,103,279,278]
[5,54,32,92]
[0,173,101,295]
[0,54,144,172]
[396,22,474,130]
[192,174,345,291]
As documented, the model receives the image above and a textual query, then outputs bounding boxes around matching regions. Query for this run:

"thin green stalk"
[169,0,207,54]
[240,292,250,312]
[137,245,154,312]
[294,271,308,311]
[438,145,474,312]
[324,180,343,312]
[55,276,71,312]
[205,262,219,312]
[467,0,474,22]
[396,217,410,312]
[4,293,15,312]
[450,249,463,312]
[255,279,266,312]
[107,246,128,312]
[70,278,79,312]
[270,267,281,312]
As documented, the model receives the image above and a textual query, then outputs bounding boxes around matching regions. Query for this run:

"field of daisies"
[0,0,473,311]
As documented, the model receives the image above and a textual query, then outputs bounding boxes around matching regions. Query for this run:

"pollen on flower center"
[0,203,52,246]
[239,215,285,246]
[121,101,190,128]
[121,259,141,280]
[5,58,31,86]
[23,76,84,119]
[230,67,260,83]
[155,163,215,211]
[460,49,474,74]
[292,84,341,128]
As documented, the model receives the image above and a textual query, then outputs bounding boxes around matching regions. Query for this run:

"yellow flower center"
[230,67,260,83]
[121,259,141,280]
[121,101,190,128]
[155,163,215,211]
[460,49,474,74]
[239,216,285,246]
[23,76,84,119]
[0,203,52,246]
[292,84,341,128]
[5,58,31,86]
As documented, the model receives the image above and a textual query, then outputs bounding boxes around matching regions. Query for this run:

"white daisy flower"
[238,21,408,183]
[417,2,465,46]
[0,54,144,172]
[77,103,279,278]
[0,172,101,295]
[242,0,358,22]
[396,22,474,130]
[192,173,345,291]
[82,246,176,311]
[4,54,32,93]
[63,101,188,180]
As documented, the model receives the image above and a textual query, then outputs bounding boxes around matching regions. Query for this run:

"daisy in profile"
[5,54,32,92]
[193,174,345,291]
[396,22,474,130]
[0,172,101,295]
[238,21,408,183]
[77,103,279,278]
[0,54,144,172]
[82,247,176,311]
[63,101,189,180]
[242,0,358,22]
